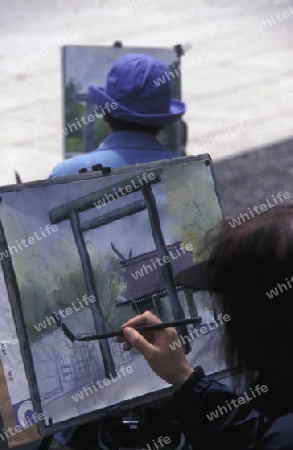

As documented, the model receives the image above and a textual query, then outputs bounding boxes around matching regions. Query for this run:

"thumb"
[123,327,154,357]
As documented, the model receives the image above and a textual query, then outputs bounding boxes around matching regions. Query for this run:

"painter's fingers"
[121,311,162,329]
[115,335,126,343]
[116,311,162,345]
[123,340,132,351]
[122,326,193,388]
[123,327,157,358]
[116,333,154,347]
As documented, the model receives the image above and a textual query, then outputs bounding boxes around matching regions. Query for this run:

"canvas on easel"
[0,155,230,437]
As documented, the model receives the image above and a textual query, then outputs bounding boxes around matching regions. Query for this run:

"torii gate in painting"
[49,168,190,378]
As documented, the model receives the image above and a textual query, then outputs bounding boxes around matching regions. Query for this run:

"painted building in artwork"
[116,241,200,322]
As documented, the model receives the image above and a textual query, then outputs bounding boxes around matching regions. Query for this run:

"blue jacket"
[50,131,178,177]
[171,366,293,449]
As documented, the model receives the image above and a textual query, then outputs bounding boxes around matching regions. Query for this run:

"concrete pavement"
[0,0,292,186]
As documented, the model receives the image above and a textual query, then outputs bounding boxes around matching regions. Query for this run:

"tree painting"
[160,164,222,261]
[86,241,132,330]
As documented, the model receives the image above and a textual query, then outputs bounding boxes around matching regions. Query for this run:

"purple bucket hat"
[88,53,186,126]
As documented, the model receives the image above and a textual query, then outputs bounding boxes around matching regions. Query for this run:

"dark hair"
[208,205,293,389]
[105,114,163,136]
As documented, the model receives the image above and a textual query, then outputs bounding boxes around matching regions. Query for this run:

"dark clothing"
[171,366,293,449]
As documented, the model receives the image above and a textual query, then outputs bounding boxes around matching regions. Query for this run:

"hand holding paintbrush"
[53,312,202,342]
[115,310,195,388]
[54,310,198,388]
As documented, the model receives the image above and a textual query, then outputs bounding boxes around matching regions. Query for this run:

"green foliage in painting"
[87,241,134,330]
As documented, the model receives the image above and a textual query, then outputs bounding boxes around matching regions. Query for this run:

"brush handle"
[58,317,202,342]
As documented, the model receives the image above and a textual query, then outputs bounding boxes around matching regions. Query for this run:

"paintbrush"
[52,313,202,342]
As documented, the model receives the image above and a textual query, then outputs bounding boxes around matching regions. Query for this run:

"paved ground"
[0,0,293,187]
[1,0,293,449]
[214,137,293,217]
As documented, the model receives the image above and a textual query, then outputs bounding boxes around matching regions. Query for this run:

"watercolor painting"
[0,156,228,433]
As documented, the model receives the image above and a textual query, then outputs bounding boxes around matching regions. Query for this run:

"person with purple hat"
[50,53,186,178]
